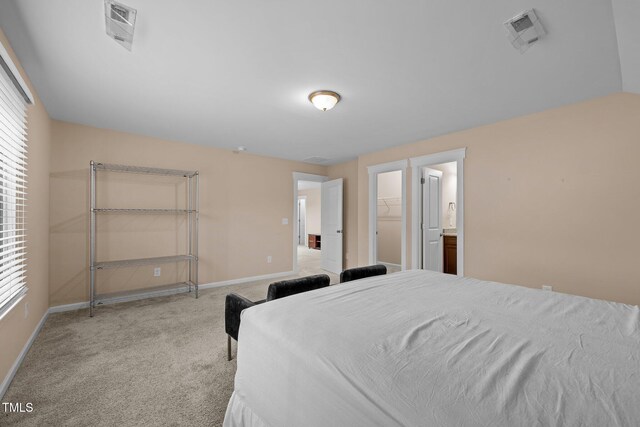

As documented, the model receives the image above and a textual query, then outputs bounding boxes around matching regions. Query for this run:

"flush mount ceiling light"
[308,90,341,111]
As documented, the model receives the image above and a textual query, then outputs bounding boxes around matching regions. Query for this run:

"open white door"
[422,168,442,271]
[321,178,343,274]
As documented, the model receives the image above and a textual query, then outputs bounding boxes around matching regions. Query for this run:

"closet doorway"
[367,160,407,271]
[376,170,403,273]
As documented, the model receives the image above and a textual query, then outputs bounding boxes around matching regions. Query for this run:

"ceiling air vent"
[504,9,545,54]
[104,0,137,51]
[303,157,330,164]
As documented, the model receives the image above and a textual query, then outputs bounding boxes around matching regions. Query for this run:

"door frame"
[367,159,408,270]
[292,172,328,273]
[409,148,466,276]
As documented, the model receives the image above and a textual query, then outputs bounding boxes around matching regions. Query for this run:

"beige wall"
[297,188,321,236]
[0,29,51,388]
[328,160,358,269]
[49,121,326,306]
[347,93,640,306]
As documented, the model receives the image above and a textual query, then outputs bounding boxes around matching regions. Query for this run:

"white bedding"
[224,270,640,426]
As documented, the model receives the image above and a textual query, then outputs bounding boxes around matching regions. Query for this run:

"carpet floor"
[2,248,338,426]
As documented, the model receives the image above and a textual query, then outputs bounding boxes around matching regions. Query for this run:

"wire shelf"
[89,160,199,316]
[94,162,198,177]
[93,208,197,214]
[93,255,195,270]
[93,281,198,305]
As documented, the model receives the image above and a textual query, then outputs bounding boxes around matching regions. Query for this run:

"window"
[0,49,29,318]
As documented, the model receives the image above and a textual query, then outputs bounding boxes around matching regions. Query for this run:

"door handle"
[337,230,342,233]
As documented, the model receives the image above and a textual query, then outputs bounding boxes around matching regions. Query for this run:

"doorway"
[292,173,343,278]
[368,160,408,271]
[297,181,322,274]
[297,196,307,246]
[421,162,457,273]
[410,148,466,275]
[376,170,403,273]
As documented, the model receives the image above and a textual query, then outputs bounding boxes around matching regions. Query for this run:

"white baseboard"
[380,262,401,268]
[198,270,295,290]
[0,309,49,400]
[48,286,190,313]
[48,270,296,314]
[98,285,192,306]
[48,301,89,313]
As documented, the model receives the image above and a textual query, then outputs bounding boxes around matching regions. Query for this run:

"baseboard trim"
[49,286,193,313]
[99,285,192,306]
[48,270,296,313]
[0,309,49,400]
[380,262,401,268]
[198,270,295,290]
[48,287,188,313]
[48,301,89,313]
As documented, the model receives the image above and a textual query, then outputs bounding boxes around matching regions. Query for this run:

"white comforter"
[224,270,640,426]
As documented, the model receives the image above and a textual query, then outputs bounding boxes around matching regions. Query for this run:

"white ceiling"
[0,0,625,164]
[611,0,640,93]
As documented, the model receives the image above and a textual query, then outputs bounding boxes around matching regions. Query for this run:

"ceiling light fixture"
[308,90,341,111]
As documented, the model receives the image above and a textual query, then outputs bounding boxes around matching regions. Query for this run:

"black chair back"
[340,265,387,283]
[225,273,331,361]
[267,274,330,301]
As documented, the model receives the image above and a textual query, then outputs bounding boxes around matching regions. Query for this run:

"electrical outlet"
[542,285,553,292]
[267,256,272,263]
[154,267,161,277]
[24,302,29,319]
[282,218,288,225]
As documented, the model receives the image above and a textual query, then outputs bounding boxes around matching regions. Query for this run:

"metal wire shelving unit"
[89,161,199,317]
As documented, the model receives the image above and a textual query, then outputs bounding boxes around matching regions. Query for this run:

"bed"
[223,270,640,426]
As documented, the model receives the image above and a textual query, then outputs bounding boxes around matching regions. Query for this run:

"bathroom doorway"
[421,161,457,274]
[410,148,465,275]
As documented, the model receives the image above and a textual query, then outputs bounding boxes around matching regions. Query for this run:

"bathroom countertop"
[443,228,457,237]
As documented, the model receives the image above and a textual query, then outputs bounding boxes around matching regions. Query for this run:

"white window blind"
[0,56,28,318]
